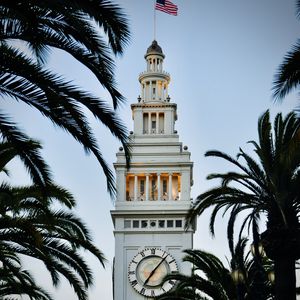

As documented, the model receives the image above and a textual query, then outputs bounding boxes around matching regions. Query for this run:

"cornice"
[110,209,190,217]
[113,161,193,168]
[131,103,177,108]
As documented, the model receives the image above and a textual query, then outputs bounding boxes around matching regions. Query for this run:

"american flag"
[155,0,178,16]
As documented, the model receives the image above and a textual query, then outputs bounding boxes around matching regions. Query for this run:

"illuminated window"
[140,180,145,194]
[163,179,167,194]
[151,179,156,200]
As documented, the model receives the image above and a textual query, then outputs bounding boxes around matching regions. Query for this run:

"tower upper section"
[114,40,193,211]
[132,40,177,137]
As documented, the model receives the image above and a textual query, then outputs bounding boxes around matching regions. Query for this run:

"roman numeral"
[151,248,156,255]
[169,280,175,286]
[131,280,138,286]
[128,271,135,275]
[140,288,145,295]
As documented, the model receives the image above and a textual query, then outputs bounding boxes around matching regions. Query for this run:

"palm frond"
[0,114,52,187]
[273,40,300,100]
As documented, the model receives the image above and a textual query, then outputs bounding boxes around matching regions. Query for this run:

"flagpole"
[154,0,156,40]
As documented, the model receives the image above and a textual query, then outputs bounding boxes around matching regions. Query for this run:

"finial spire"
[154,0,156,40]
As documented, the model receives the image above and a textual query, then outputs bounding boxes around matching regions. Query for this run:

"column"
[178,173,181,200]
[134,175,138,201]
[146,174,150,201]
[148,112,151,134]
[168,173,172,201]
[140,84,143,100]
[156,81,158,100]
[156,112,159,134]
[181,170,190,201]
[157,173,161,201]
[149,81,152,100]
[116,170,123,202]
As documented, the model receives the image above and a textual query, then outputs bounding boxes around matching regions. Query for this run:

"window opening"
[159,113,164,133]
[158,220,165,228]
[141,220,148,228]
[150,220,156,228]
[152,121,156,129]
[133,220,139,228]
[140,180,145,194]
[163,179,167,193]
[124,220,131,228]
[151,179,156,200]
[175,220,182,228]
[143,113,148,134]
[162,179,167,200]
[167,220,174,228]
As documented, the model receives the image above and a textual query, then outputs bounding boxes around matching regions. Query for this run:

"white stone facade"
[111,41,195,300]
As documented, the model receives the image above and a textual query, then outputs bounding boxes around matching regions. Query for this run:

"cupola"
[138,40,170,102]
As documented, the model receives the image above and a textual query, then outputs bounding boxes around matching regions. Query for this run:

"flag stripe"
[155,0,178,16]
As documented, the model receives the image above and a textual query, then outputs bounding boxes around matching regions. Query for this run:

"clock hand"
[143,254,168,286]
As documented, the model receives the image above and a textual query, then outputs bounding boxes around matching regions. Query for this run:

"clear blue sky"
[2,0,299,299]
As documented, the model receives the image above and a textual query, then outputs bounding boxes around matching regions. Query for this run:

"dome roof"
[145,40,164,57]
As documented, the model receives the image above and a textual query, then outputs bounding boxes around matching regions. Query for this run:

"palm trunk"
[274,256,296,300]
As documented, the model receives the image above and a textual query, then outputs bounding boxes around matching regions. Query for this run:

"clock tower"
[111,40,195,300]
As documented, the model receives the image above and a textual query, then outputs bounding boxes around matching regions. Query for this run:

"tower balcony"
[139,71,170,82]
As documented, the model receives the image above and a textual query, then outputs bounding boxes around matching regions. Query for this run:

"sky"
[2,0,300,299]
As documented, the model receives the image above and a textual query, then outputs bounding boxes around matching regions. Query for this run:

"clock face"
[128,248,178,297]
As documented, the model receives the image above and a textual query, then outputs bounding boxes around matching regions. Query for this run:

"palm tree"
[0,249,53,300]
[158,249,236,300]
[273,0,300,104]
[0,183,106,300]
[230,238,273,300]
[158,238,273,300]
[187,110,300,300]
[0,0,131,196]
[0,140,106,300]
